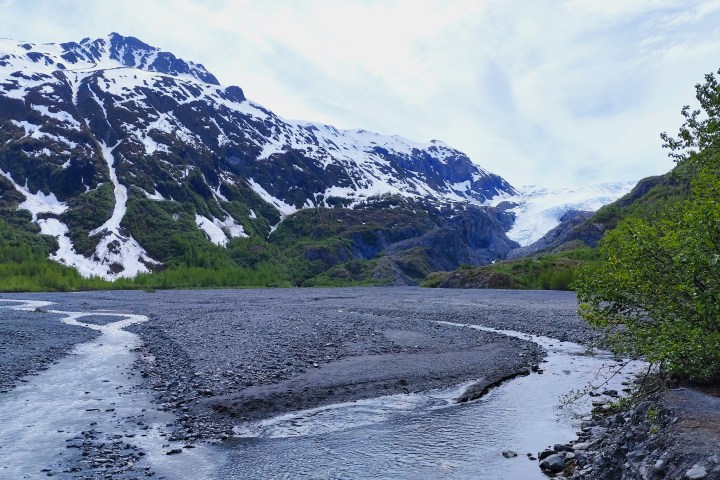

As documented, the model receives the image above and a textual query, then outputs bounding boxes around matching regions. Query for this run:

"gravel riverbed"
[2,288,717,479]
[0,288,596,477]
[0,289,592,439]
[124,288,588,440]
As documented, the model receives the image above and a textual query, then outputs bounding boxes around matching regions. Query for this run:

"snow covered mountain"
[498,181,637,247]
[0,33,517,280]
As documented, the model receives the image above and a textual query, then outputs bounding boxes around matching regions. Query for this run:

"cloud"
[2,0,719,187]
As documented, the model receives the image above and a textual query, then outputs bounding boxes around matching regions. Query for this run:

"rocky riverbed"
[125,288,566,441]
[0,288,582,475]
[1,288,716,479]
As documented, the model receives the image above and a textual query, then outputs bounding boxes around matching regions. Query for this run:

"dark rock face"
[272,201,518,285]
[385,205,518,273]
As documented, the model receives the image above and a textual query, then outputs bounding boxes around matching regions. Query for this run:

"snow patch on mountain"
[503,181,637,247]
[91,232,158,279]
[138,188,165,200]
[33,217,155,280]
[81,142,159,279]
[37,218,111,276]
[0,168,67,220]
[30,105,82,129]
[195,214,229,246]
[10,120,78,149]
[248,178,297,216]
[89,143,125,235]
[195,213,248,246]
[2,164,157,279]
[263,121,503,206]
[215,215,247,239]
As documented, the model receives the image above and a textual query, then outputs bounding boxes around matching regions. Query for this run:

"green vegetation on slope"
[422,247,601,290]
[590,160,696,230]
[268,200,438,286]
[0,195,440,291]
[0,212,102,292]
[0,209,291,292]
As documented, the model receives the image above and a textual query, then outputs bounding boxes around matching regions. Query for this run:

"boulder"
[540,453,566,473]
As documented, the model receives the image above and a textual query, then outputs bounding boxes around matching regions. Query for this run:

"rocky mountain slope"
[0,33,523,282]
[422,169,686,290]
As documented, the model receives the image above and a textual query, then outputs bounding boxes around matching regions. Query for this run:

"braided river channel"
[0,290,644,479]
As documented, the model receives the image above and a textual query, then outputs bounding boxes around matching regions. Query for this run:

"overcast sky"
[2,0,720,188]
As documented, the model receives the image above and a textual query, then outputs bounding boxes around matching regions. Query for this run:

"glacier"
[499,181,638,247]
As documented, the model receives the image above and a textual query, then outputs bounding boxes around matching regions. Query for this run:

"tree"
[575,70,720,381]
[660,68,720,166]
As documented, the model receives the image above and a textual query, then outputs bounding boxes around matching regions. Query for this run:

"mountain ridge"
[0,33,627,285]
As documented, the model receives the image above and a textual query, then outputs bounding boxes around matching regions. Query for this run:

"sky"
[2,0,720,188]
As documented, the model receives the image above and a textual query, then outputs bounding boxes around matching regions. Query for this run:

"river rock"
[539,449,555,460]
[686,464,707,479]
[540,453,566,473]
[502,450,518,458]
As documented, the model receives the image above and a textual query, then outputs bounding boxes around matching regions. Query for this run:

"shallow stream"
[208,321,644,479]
[0,299,214,479]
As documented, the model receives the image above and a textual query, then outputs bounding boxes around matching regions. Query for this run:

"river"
[0,291,643,479]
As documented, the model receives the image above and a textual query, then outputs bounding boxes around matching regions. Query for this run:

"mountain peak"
[74,33,220,85]
[0,33,220,85]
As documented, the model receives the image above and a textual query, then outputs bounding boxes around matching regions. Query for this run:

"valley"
[0,26,718,480]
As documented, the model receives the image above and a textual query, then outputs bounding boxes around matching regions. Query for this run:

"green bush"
[575,168,720,380]
[576,69,720,381]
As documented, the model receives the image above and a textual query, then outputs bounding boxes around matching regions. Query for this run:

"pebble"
[686,464,708,479]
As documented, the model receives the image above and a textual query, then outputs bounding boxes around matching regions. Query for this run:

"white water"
[0,299,644,479]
